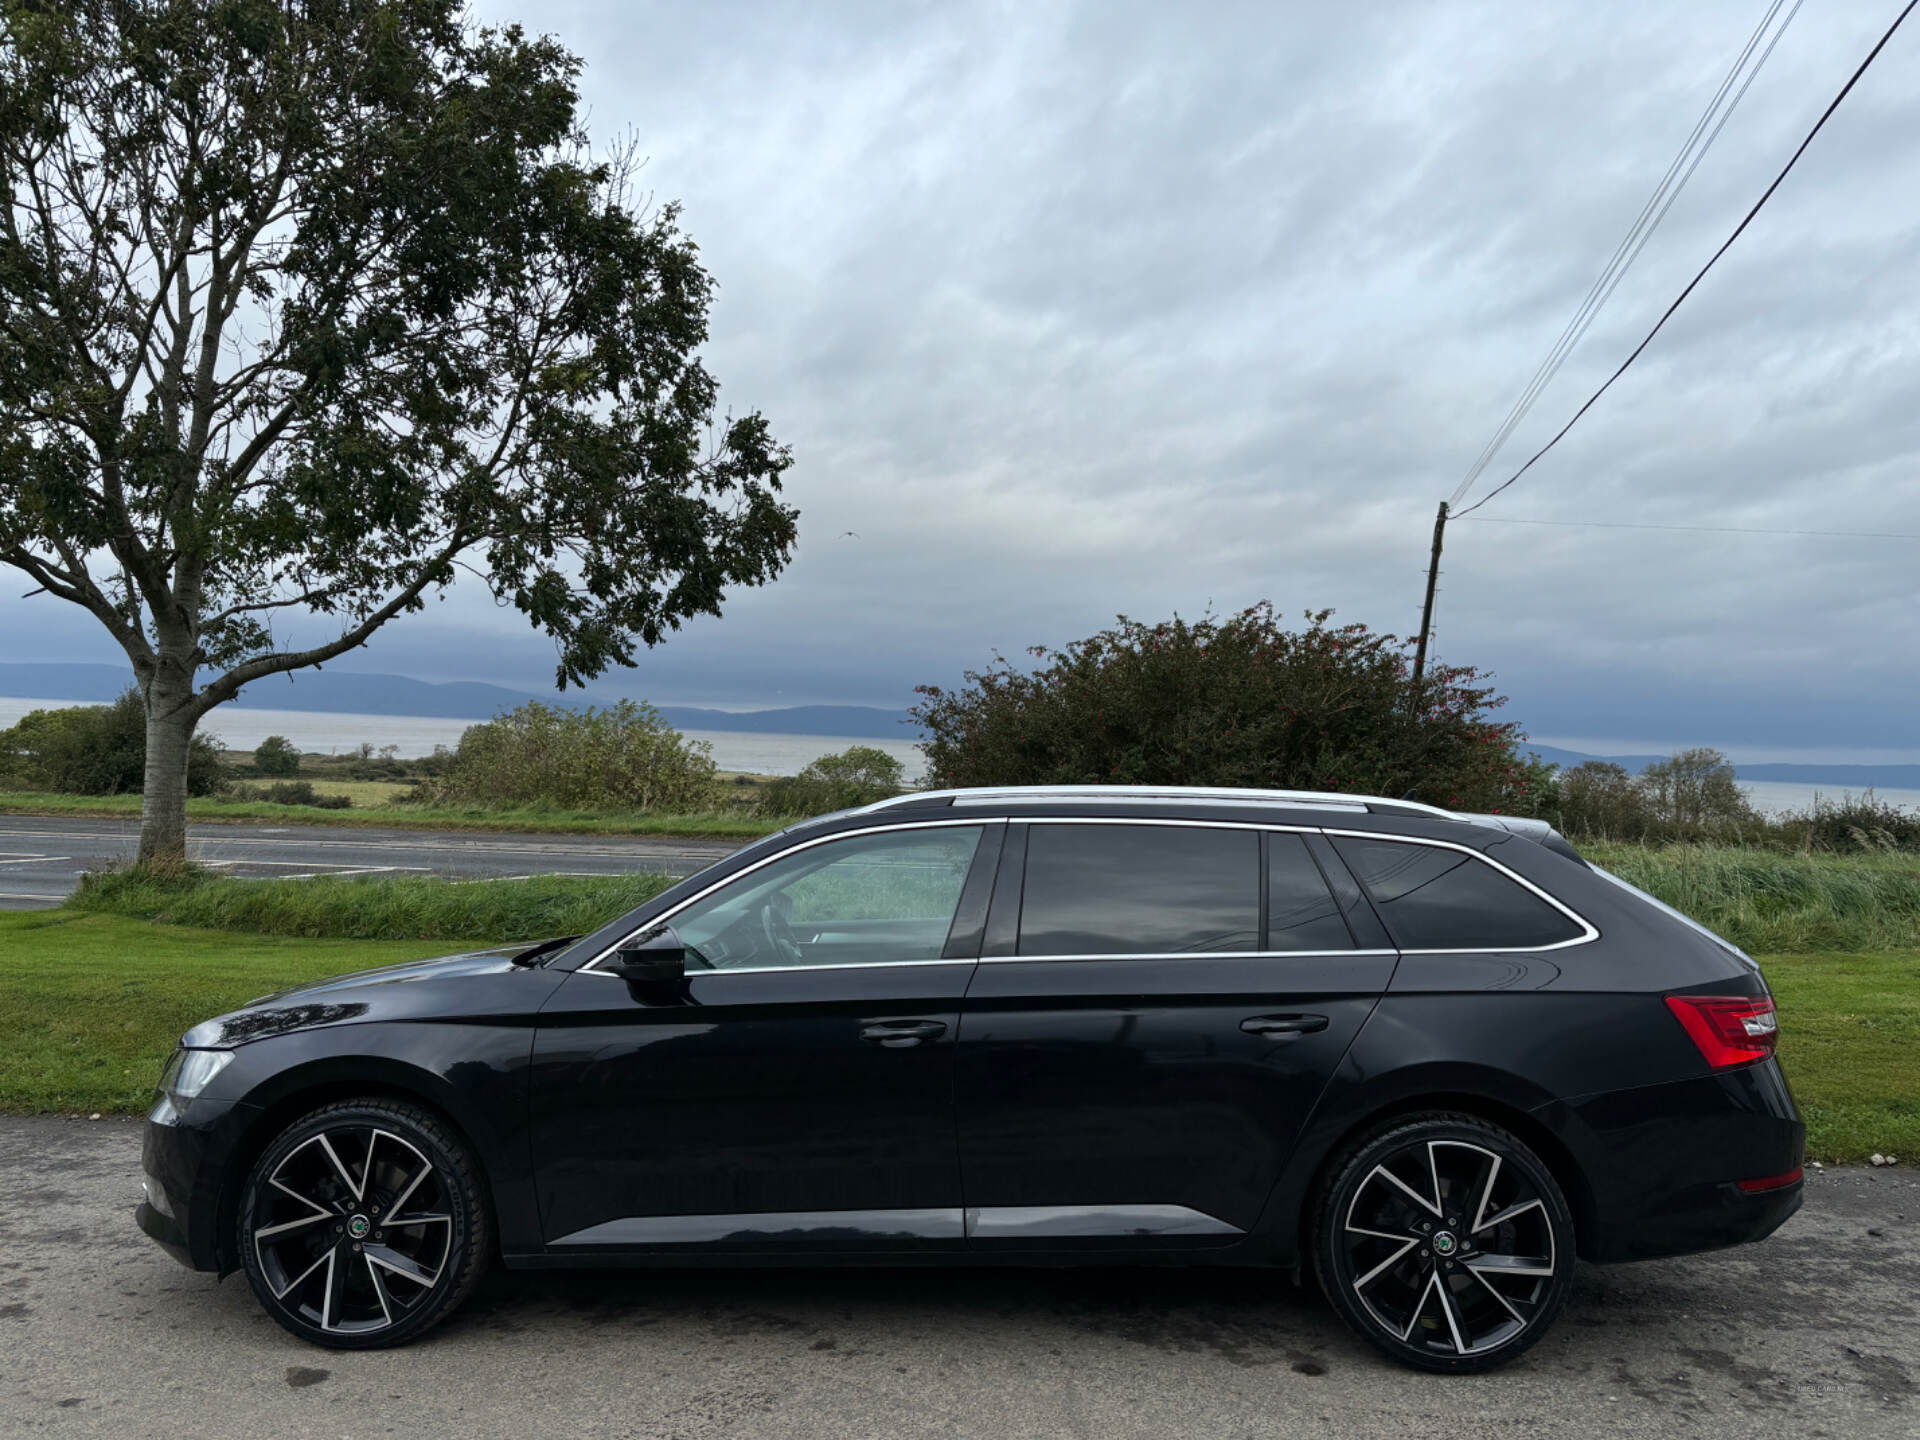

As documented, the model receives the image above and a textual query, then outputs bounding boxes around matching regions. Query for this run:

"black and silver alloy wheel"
[1315,1114,1573,1373]
[238,1099,488,1349]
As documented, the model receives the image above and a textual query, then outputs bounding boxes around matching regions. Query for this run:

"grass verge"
[0,789,785,839]
[1,905,1913,1162]
[1582,842,1920,953]
[1765,949,1920,1164]
[0,910,451,1112]
[70,868,676,941]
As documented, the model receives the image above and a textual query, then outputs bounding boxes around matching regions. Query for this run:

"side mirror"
[605,924,687,984]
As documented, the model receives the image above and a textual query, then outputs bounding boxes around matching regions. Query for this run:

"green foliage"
[0,691,224,796]
[912,605,1549,813]
[70,867,672,941]
[1554,751,1917,851]
[226,779,351,809]
[1638,748,1758,829]
[253,735,302,778]
[0,0,798,859]
[411,700,719,811]
[1583,842,1920,954]
[762,745,908,816]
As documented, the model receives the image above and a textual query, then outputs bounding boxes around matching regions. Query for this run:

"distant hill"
[1523,743,1920,791]
[0,662,920,739]
[1,664,1908,780]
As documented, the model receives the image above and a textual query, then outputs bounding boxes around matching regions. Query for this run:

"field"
[0,788,783,839]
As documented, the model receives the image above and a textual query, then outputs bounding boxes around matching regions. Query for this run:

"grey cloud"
[3,0,1915,753]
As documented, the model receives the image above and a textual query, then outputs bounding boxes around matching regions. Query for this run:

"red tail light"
[1735,1167,1803,1194]
[1665,994,1778,1069]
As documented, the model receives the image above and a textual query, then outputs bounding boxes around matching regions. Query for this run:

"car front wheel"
[238,1098,489,1348]
[1313,1113,1575,1373]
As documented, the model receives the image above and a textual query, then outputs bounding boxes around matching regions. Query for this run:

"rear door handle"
[861,1019,947,1048]
[1241,1014,1330,1038]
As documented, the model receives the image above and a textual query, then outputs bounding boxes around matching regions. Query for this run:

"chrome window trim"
[580,814,1598,976]
[1319,827,1600,954]
[580,957,974,980]
[580,818,991,975]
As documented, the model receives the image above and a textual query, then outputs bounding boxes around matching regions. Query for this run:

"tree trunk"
[137,674,197,868]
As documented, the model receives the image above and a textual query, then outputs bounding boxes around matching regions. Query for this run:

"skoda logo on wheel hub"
[347,1214,371,1240]
[1431,1231,1457,1257]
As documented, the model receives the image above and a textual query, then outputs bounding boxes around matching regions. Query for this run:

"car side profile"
[137,786,1803,1372]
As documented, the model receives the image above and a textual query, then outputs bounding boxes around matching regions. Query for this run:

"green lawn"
[0,910,449,1113]
[0,908,1911,1163]
[1764,949,1920,1163]
[0,790,784,840]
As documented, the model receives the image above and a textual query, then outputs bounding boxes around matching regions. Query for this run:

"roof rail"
[858,785,1461,819]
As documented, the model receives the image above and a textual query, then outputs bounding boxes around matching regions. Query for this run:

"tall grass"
[1582,842,1920,954]
[71,868,677,942]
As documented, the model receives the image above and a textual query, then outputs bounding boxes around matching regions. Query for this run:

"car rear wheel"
[1313,1113,1574,1373]
[238,1098,489,1349]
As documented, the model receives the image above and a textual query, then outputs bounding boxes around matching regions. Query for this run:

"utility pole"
[1412,500,1448,689]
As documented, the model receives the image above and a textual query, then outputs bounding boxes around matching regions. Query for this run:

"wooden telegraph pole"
[1411,500,1448,689]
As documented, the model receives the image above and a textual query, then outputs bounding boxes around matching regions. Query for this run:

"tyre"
[1312,1112,1575,1373]
[238,1098,489,1348]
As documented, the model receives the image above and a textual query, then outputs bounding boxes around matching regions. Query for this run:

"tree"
[252,733,299,777]
[763,744,907,815]
[1638,748,1755,830]
[911,605,1551,813]
[0,1,797,863]
[413,699,717,812]
[0,689,224,794]
[1554,760,1653,840]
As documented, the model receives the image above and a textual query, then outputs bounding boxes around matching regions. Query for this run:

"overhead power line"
[1455,0,1920,519]
[1449,0,1803,510]
[1458,515,1920,541]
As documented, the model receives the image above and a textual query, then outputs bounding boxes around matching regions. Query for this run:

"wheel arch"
[1256,1064,1603,1268]
[214,1056,509,1275]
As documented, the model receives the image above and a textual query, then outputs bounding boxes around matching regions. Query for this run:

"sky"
[4,0,1918,759]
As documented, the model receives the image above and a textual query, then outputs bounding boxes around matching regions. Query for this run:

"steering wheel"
[758,892,804,966]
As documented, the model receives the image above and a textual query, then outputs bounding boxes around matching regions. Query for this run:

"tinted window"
[1019,824,1259,956]
[1266,833,1354,951]
[672,826,984,969]
[1329,836,1583,950]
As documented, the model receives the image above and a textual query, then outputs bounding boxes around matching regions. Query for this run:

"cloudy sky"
[7,0,1919,758]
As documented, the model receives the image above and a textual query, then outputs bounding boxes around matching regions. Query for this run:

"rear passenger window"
[1329,837,1584,950]
[1266,833,1355,951]
[1019,824,1259,955]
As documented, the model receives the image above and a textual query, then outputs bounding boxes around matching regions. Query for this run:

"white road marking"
[0,855,65,866]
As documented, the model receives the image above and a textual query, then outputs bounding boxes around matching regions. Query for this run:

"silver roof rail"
[857,785,1462,819]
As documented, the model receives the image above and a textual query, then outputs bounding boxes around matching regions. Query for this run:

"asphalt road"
[1,1117,1913,1438]
[0,815,745,910]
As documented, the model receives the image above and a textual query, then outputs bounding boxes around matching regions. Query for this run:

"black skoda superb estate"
[137,786,1803,1372]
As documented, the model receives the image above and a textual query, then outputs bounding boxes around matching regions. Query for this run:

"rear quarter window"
[1329,836,1585,951]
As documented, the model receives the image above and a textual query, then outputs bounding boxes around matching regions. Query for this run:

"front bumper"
[1546,1057,1806,1264]
[138,1094,256,1273]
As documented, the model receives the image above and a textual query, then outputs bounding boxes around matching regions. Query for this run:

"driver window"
[670,826,986,971]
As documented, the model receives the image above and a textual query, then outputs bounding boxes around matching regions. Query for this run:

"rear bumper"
[1544,1057,1805,1264]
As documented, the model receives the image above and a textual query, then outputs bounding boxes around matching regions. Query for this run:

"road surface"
[0,1115,1914,1438]
[0,814,744,909]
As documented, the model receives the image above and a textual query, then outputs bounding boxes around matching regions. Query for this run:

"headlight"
[158,1048,234,1107]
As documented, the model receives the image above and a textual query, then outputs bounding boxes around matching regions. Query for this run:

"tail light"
[1665,994,1778,1069]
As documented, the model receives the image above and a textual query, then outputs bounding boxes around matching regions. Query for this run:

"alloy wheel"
[250,1125,452,1336]
[1340,1137,1559,1360]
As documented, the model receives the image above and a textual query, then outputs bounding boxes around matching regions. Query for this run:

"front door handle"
[861,1019,947,1048]
[1241,1014,1330,1038]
